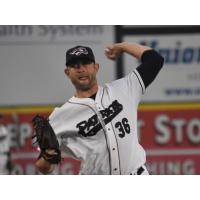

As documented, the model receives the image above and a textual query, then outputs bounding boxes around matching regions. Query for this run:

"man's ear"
[64,68,70,77]
[94,63,99,72]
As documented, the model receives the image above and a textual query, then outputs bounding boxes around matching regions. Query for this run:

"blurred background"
[0,25,200,175]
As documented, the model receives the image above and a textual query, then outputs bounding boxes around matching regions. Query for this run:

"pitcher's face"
[65,62,99,91]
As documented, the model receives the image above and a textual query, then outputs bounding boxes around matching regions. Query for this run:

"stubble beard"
[72,74,97,91]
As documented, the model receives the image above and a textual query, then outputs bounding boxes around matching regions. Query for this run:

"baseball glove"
[32,115,61,164]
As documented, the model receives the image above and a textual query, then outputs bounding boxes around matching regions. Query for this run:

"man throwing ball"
[33,42,164,175]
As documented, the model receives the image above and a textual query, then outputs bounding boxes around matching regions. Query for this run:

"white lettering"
[155,115,170,144]
[7,123,32,147]
[151,115,200,145]
[171,119,186,143]
[187,119,200,143]
[147,160,195,175]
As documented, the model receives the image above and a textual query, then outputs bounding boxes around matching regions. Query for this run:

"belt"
[130,166,145,175]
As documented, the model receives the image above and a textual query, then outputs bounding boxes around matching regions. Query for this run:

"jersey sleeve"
[108,70,146,106]
[48,106,80,157]
[48,107,65,147]
[136,49,164,88]
[108,50,164,106]
[125,70,146,104]
[48,108,61,134]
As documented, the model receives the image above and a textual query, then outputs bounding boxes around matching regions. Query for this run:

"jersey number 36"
[115,118,130,138]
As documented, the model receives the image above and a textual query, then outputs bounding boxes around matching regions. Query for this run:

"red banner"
[139,109,200,149]
[139,104,200,174]
[146,155,199,175]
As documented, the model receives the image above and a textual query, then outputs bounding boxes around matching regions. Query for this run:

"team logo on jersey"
[76,100,123,137]
[69,47,88,56]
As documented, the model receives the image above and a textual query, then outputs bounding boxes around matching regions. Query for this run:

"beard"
[71,74,97,91]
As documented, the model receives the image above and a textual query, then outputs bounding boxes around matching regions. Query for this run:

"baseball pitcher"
[33,42,164,175]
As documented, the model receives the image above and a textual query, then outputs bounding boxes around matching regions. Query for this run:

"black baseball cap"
[66,45,95,67]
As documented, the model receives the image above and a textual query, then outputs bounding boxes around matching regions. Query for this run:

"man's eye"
[70,64,79,68]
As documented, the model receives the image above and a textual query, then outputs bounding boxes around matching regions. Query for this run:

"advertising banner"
[139,103,200,174]
[0,25,114,106]
[124,34,200,102]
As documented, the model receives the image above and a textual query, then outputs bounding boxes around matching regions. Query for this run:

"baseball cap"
[66,45,95,67]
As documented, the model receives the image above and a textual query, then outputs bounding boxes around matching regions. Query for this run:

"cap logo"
[70,47,88,56]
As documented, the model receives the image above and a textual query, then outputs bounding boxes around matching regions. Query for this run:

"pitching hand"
[105,43,124,60]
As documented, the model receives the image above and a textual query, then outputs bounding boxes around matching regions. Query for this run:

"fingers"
[105,46,116,60]
[105,47,111,53]
[105,47,112,55]
[45,149,57,155]
[105,44,123,60]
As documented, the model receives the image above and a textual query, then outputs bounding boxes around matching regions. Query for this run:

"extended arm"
[105,42,164,88]
[105,42,151,60]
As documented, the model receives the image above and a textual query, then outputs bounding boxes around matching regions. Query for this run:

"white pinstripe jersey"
[49,69,146,174]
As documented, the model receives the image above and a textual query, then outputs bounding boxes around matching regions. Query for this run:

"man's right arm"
[105,42,151,60]
[105,42,164,89]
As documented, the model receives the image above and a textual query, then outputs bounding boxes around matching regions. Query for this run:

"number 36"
[115,118,130,138]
